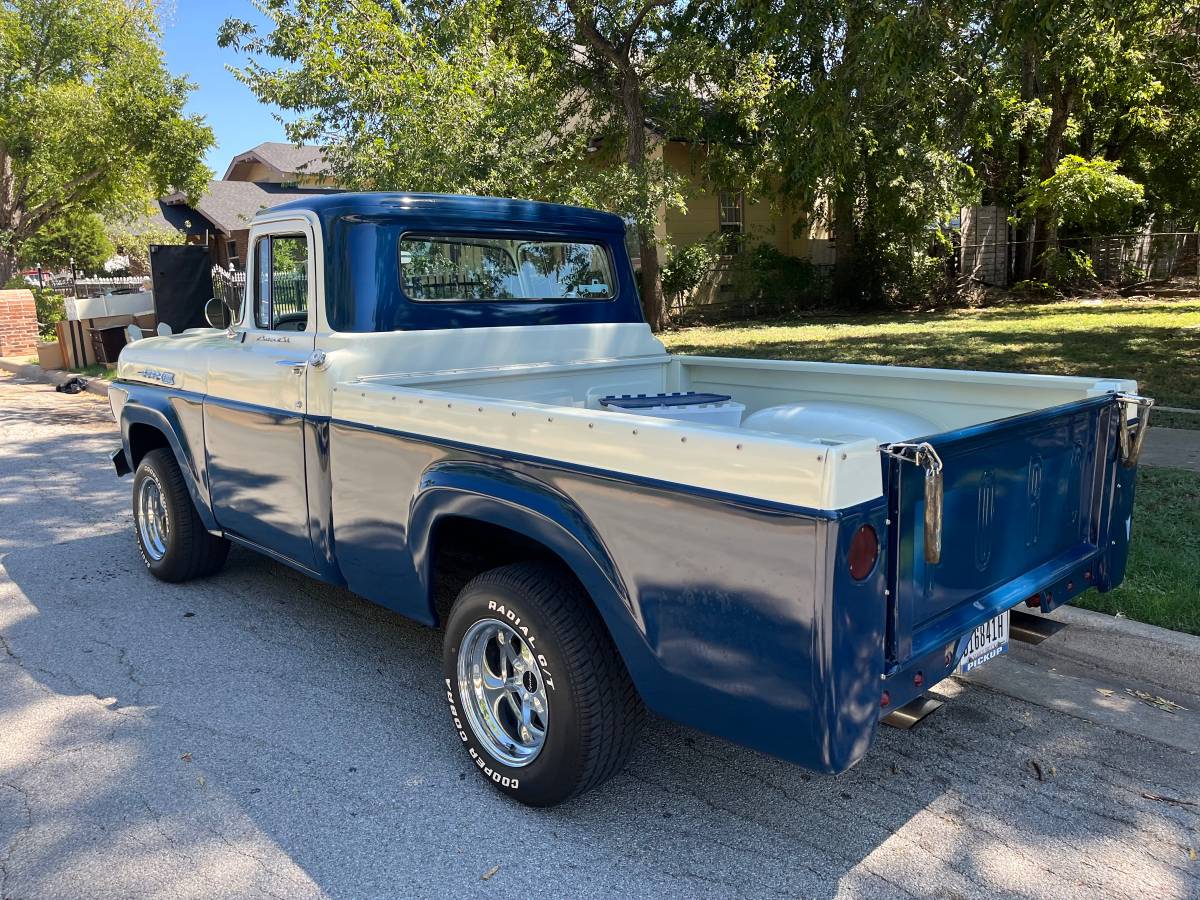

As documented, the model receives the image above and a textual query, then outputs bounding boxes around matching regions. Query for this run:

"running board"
[1009,610,1069,645]
[882,695,944,729]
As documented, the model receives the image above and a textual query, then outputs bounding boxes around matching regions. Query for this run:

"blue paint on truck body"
[111,381,1135,775]
[110,193,1140,776]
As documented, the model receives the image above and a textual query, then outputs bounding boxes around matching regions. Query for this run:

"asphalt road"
[1,371,1198,900]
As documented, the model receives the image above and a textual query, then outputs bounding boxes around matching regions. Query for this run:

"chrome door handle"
[276,359,308,374]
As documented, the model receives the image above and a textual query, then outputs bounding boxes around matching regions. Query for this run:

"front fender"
[117,382,217,532]
[408,461,645,671]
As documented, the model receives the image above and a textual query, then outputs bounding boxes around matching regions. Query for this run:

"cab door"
[204,222,320,571]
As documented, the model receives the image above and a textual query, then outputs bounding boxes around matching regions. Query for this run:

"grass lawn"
[1077,466,1200,635]
[662,297,1200,633]
[661,297,1200,409]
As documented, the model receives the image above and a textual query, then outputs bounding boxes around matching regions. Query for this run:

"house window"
[226,240,240,269]
[719,191,744,236]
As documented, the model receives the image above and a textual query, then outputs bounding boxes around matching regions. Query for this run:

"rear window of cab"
[398,234,616,303]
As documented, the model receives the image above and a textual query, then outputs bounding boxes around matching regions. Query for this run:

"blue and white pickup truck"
[109,193,1152,806]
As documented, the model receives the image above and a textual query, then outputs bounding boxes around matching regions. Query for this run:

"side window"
[253,234,310,331]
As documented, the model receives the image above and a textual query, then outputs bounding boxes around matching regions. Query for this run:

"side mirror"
[126,323,142,343]
[156,322,173,337]
[204,296,237,330]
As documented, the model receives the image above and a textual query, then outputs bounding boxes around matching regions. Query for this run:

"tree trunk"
[831,183,860,307]
[1030,79,1076,279]
[618,67,664,329]
[638,231,663,329]
[1016,35,1037,281]
[0,246,15,286]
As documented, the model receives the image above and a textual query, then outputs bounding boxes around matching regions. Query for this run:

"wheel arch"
[119,387,218,531]
[410,463,647,691]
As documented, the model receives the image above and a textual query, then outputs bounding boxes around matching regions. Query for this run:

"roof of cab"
[262,192,626,232]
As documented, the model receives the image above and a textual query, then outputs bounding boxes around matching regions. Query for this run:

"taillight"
[848,524,879,581]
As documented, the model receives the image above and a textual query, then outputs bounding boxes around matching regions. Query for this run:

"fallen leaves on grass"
[481,865,500,881]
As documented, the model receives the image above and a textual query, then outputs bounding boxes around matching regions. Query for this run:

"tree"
[0,0,214,284]
[18,211,113,273]
[1017,155,1145,235]
[963,0,1196,273]
[106,220,186,275]
[220,0,760,328]
[741,0,974,306]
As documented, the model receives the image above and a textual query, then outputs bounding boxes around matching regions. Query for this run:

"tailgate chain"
[881,442,944,565]
[1116,392,1154,468]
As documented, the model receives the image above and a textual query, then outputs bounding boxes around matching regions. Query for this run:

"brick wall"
[0,289,40,358]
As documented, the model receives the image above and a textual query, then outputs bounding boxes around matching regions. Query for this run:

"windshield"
[398,235,616,302]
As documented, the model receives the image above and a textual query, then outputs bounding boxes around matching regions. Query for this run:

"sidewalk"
[0,355,110,398]
[1142,425,1200,472]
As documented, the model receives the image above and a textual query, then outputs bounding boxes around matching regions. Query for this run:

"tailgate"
[883,394,1130,666]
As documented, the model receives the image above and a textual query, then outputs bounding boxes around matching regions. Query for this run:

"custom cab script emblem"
[136,368,176,386]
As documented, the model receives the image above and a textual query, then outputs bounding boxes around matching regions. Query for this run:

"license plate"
[956,610,1010,674]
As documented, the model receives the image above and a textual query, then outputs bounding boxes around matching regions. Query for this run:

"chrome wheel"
[457,618,549,767]
[136,475,170,561]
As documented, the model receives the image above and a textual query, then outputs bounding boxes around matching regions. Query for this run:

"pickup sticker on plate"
[956,610,1010,674]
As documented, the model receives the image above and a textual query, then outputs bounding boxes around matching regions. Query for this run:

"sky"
[159,1,290,178]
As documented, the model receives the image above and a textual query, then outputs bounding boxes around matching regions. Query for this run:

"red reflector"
[1025,592,1042,608]
[880,691,891,708]
[848,525,879,581]
[914,672,924,688]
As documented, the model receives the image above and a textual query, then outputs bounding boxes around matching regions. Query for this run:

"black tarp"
[149,244,215,333]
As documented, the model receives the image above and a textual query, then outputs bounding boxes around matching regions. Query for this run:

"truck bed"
[339,349,1134,512]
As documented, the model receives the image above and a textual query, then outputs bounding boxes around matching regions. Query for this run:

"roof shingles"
[164,181,342,235]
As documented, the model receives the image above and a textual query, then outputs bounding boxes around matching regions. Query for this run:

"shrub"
[661,242,717,298]
[33,287,65,340]
[1039,247,1097,288]
[729,241,827,313]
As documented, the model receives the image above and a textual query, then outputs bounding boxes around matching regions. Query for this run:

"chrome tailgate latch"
[882,441,944,565]
[1115,393,1154,468]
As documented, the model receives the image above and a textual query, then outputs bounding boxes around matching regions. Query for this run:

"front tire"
[443,562,644,806]
[132,448,229,582]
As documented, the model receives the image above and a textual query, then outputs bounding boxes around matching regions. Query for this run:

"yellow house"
[648,141,831,311]
[656,140,817,259]
[222,142,337,187]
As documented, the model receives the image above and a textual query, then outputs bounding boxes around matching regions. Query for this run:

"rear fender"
[408,461,641,671]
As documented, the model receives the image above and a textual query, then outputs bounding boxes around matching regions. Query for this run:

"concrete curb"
[0,356,110,399]
[1048,603,1200,654]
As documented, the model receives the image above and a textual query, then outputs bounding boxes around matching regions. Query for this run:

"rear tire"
[442,561,644,806]
[132,448,229,582]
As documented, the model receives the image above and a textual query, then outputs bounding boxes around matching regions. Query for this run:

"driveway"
[1,372,1197,900]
